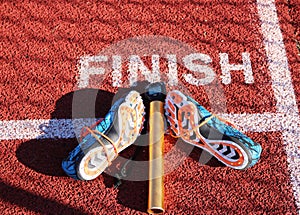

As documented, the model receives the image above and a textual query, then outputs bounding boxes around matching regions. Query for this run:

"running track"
[1,0,300,214]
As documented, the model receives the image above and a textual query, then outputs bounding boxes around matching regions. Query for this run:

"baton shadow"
[102,136,224,213]
[103,145,149,213]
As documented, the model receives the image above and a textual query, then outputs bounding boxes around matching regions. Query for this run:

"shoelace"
[79,118,103,141]
[80,120,118,165]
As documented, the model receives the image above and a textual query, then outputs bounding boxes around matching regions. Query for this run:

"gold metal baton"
[145,82,166,214]
[148,101,164,214]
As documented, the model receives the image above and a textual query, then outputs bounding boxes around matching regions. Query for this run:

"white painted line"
[0,0,298,212]
[257,0,298,115]
[220,113,282,132]
[0,113,290,140]
[257,0,300,212]
[0,118,99,140]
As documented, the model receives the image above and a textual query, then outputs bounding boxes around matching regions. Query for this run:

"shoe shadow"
[16,81,151,213]
[101,137,224,213]
[16,82,223,214]
[189,147,226,168]
[16,88,115,177]
[102,141,149,213]
[164,137,225,168]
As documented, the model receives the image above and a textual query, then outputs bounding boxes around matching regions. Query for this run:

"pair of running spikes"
[62,82,262,181]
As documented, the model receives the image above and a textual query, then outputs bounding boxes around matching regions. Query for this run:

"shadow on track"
[16,88,115,177]
[0,181,86,214]
[15,83,223,213]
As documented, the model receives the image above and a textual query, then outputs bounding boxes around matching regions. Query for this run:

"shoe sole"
[77,91,145,180]
[165,90,251,170]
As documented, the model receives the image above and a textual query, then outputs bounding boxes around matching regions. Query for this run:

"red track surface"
[1,0,299,214]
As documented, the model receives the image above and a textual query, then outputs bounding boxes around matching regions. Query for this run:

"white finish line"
[0,118,98,140]
[0,113,298,140]
[0,113,289,141]
[0,0,298,212]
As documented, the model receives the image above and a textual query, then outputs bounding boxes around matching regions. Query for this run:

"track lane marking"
[257,0,300,211]
[0,113,293,140]
[0,118,98,140]
[0,0,298,212]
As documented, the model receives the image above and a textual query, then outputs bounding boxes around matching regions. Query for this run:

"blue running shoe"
[165,90,262,170]
[62,90,145,180]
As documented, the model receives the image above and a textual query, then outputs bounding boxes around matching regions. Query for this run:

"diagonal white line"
[257,0,298,115]
[257,0,300,212]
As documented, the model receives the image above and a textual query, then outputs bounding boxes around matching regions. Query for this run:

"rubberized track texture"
[1,0,300,214]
